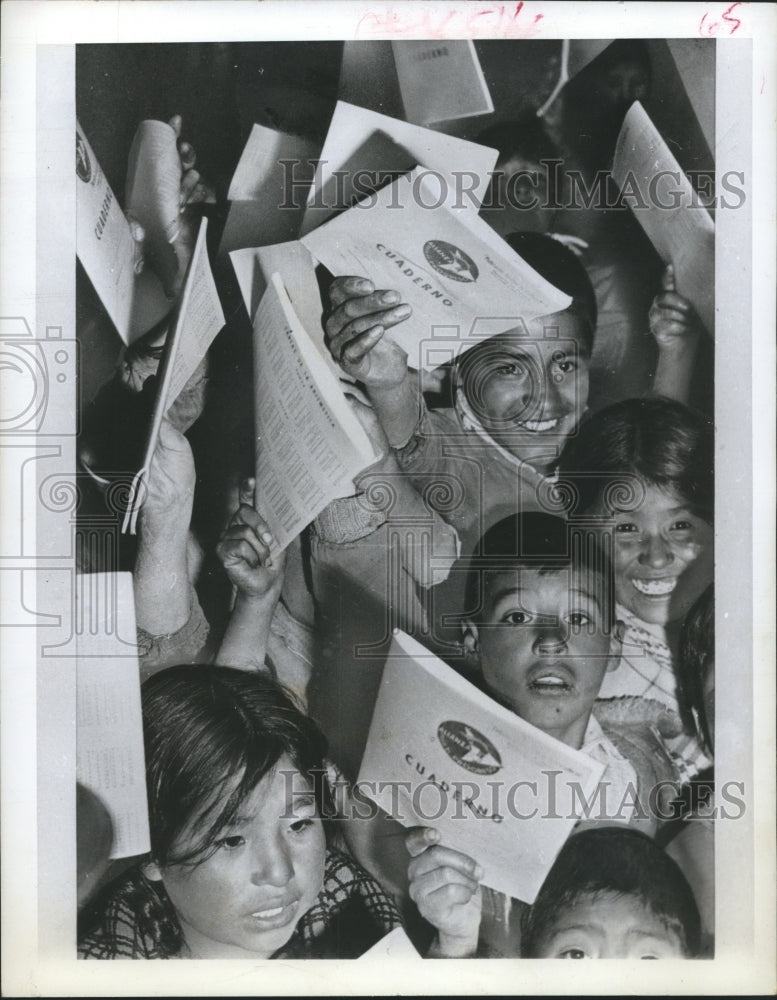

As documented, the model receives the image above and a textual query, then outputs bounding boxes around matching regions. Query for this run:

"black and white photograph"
[1,1,775,994]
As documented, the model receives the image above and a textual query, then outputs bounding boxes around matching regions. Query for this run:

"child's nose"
[638,533,674,569]
[251,836,294,887]
[532,625,568,655]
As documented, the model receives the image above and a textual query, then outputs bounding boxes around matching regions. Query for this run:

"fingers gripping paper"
[357,630,606,904]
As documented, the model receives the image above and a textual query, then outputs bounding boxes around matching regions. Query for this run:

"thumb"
[239,476,256,508]
[405,826,441,857]
[661,264,676,293]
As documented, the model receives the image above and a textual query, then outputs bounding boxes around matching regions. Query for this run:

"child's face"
[602,484,714,626]
[534,891,686,958]
[468,566,619,749]
[465,313,590,474]
[147,756,326,959]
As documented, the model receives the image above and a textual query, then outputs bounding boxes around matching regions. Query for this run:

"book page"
[358,927,421,960]
[75,120,170,344]
[613,100,715,334]
[122,216,224,533]
[75,573,149,860]
[300,101,498,235]
[219,124,320,256]
[302,167,571,370]
[357,630,606,904]
[391,39,493,126]
[253,273,379,555]
[230,240,346,379]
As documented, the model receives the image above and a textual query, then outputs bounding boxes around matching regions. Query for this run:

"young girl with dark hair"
[557,396,714,778]
[78,665,400,959]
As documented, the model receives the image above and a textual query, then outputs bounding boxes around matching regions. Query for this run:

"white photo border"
[1,1,775,995]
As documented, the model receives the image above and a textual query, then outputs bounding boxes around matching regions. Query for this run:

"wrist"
[656,335,700,359]
[432,930,479,958]
[233,585,283,611]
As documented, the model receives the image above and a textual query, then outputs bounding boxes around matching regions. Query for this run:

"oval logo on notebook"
[76,132,92,183]
[437,721,502,774]
[423,240,479,283]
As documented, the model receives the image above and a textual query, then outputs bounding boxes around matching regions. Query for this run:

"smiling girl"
[557,396,713,774]
[78,665,400,959]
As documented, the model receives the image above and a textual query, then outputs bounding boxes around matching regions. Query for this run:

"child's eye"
[494,361,525,377]
[614,522,639,534]
[289,816,316,834]
[554,359,575,374]
[566,611,592,628]
[670,520,693,531]
[502,610,531,624]
[219,835,245,850]
[559,948,589,959]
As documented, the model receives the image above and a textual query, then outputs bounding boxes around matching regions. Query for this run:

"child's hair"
[677,584,714,754]
[477,115,562,168]
[463,511,615,631]
[477,115,561,203]
[521,826,702,957]
[142,664,330,867]
[557,396,714,522]
[81,664,331,957]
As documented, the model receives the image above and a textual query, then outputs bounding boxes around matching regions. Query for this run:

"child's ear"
[606,619,626,671]
[141,859,164,882]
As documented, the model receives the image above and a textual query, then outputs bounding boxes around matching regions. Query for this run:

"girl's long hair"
[81,664,331,957]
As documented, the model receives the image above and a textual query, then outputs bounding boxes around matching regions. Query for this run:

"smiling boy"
[324,232,596,556]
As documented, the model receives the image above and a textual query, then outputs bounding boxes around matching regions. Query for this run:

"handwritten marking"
[355,4,544,40]
[699,2,742,37]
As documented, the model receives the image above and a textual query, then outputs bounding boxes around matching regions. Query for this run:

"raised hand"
[325,276,412,388]
[405,826,483,957]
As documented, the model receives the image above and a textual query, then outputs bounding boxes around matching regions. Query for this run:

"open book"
[357,630,606,904]
[302,166,571,370]
[613,100,715,334]
[300,100,498,236]
[76,120,171,344]
[252,272,380,557]
[75,573,150,860]
[121,215,225,534]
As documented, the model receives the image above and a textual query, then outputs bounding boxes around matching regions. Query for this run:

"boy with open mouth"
[403,511,684,958]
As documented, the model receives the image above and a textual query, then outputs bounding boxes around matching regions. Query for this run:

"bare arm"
[215,479,286,671]
[133,418,195,636]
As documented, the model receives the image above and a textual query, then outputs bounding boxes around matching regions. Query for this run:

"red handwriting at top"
[699,2,742,37]
[355,3,544,40]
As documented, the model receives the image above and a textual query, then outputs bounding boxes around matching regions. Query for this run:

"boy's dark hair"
[557,396,714,523]
[521,826,702,957]
[477,115,561,207]
[463,511,615,631]
[677,584,715,755]
[477,115,561,169]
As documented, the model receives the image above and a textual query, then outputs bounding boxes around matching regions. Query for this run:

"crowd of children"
[76,40,717,961]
